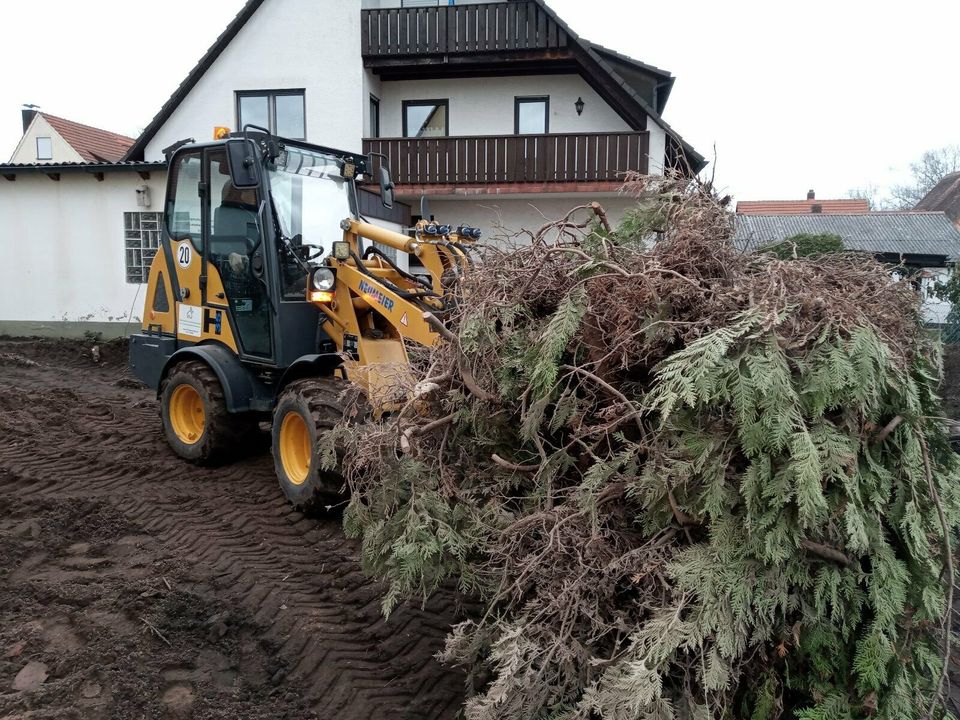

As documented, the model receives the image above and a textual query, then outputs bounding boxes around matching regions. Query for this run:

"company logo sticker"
[359,279,395,312]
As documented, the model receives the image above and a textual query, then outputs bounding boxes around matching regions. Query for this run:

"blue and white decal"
[359,279,395,312]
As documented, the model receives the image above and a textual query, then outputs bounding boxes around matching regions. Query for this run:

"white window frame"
[36,137,53,160]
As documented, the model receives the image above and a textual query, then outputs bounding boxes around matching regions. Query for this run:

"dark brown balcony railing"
[364,132,650,187]
[361,1,569,57]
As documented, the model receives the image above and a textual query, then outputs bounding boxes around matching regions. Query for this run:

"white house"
[0,0,702,337]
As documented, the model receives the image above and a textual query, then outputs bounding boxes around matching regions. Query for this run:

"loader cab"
[161,133,372,369]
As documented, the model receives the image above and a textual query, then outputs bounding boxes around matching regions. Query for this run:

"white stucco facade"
[144,0,364,160]
[8,115,84,164]
[376,75,633,138]
[427,194,638,242]
[0,171,167,328]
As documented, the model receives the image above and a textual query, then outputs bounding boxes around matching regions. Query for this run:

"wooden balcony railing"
[361,1,569,58]
[364,132,650,187]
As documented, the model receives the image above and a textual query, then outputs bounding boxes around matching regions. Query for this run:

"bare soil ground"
[0,338,464,720]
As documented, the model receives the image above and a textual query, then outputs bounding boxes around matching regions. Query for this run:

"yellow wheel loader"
[128,128,479,509]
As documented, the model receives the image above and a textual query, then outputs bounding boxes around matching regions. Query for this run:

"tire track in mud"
[0,349,465,719]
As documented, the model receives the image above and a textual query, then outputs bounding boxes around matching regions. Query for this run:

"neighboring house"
[734,211,960,323]
[9,109,133,164]
[737,190,869,216]
[0,0,702,336]
[916,172,960,229]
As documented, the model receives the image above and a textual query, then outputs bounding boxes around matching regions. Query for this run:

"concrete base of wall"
[0,321,134,340]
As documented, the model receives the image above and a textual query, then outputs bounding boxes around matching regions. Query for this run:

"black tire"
[159,360,256,465]
[272,377,353,511]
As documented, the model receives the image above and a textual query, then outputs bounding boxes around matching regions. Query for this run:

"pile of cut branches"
[328,175,960,719]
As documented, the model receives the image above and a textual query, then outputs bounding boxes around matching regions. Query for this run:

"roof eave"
[124,0,266,161]
[0,161,166,178]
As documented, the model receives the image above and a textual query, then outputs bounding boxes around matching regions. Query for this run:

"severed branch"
[401,413,456,453]
[588,202,612,233]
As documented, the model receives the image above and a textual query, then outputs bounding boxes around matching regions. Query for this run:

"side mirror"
[420,196,433,221]
[379,165,395,210]
[226,138,261,189]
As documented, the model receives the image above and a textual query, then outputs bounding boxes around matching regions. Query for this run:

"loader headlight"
[311,267,336,292]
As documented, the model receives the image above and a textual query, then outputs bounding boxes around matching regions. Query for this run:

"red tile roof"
[41,113,134,162]
[736,199,871,215]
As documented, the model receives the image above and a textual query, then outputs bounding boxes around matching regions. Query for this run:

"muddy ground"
[0,338,464,720]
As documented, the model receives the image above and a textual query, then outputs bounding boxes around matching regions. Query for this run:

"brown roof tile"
[736,199,871,215]
[41,113,134,162]
[915,172,960,226]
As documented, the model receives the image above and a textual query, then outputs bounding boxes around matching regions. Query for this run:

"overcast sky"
[2,0,957,202]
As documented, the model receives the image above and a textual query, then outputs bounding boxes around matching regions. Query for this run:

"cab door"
[163,146,274,361]
[204,147,274,360]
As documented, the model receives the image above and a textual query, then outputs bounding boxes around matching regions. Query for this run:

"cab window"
[165,152,203,251]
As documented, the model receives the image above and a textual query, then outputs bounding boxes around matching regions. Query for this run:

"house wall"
[143,0,365,161]
[0,171,167,335]
[920,268,952,324]
[376,74,633,138]
[8,115,84,164]
[422,194,638,242]
[647,122,667,175]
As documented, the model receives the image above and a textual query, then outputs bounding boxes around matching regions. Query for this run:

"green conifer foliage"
[331,176,960,720]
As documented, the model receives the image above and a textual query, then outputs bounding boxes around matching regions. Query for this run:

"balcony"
[361,1,574,77]
[364,132,650,192]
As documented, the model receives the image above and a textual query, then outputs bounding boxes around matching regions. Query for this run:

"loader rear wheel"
[160,360,255,465]
[272,377,351,511]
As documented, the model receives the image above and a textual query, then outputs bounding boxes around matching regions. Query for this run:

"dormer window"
[36,137,52,160]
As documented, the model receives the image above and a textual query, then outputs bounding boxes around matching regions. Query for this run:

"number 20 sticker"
[177,241,193,269]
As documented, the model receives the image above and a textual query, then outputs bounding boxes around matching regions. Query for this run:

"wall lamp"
[575,97,585,116]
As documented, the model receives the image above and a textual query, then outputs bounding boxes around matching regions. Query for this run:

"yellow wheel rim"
[169,384,206,445]
[279,411,312,486]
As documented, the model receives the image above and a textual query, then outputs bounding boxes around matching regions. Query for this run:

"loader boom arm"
[306,217,475,406]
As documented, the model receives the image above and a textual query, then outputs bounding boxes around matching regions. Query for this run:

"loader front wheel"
[272,378,350,511]
[160,360,254,465]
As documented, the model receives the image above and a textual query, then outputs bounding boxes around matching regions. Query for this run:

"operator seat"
[214,184,258,244]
